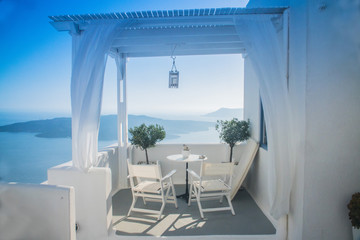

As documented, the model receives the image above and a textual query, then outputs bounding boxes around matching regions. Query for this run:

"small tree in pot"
[129,124,166,164]
[216,118,250,162]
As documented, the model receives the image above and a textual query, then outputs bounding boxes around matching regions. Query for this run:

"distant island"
[203,108,243,119]
[0,108,244,141]
[0,115,215,141]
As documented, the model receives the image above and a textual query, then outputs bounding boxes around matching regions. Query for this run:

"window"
[260,99,268,149]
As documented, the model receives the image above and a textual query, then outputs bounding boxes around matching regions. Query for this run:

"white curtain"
[71,22,122,170]
[235,15,294,219]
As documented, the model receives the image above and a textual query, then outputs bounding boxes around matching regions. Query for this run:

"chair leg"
[128,195,138,217]
[164,186,171,202]
[195,189,204,219]
[170,179,178,208]
[226,194,235,216]
[158,194,166,221]
[188,182,193,206]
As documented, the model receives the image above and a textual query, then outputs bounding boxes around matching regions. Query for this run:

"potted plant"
[182,144,191,158]
[129,123,166,164]
[348,192,360,239]
[216,118,250,162]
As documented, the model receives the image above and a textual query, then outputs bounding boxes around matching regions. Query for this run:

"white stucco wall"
[47,166,112,240]
[0,183,75,240]
[301,1,360,239]
[286,1,307,239]
[97,145,121,194]
[130,143,245,184]
[245,0,360,239]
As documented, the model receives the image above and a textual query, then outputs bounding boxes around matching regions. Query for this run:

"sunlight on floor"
[170,214,206,231]
[113,187,276,237]
[147,214,180,236]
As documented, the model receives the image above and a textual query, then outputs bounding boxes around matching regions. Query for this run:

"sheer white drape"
[71,22,120,170]
[235,15,294,219]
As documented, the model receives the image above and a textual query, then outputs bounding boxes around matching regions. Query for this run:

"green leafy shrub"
[216,118,250,162]
[129,124,166,164]
[348,192,360,229]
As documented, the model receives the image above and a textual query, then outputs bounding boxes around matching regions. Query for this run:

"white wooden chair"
[127,160,178,220]
[230,138,259,199]
[188,162,235,219]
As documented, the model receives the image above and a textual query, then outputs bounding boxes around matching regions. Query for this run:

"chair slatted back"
[201,162,234,177]
[127,160,162,180]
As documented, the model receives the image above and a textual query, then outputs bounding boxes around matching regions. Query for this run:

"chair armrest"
[161,169,177,181]
[187,169,200,180]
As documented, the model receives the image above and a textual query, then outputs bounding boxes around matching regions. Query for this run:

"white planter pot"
[182,150,190,158]
[353,227,360,240]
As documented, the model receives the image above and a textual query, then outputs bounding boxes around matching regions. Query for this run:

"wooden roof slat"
[119,12,126,19]
[49,7,287,22]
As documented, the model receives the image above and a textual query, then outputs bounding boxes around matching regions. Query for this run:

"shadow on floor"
[112,185,276,237]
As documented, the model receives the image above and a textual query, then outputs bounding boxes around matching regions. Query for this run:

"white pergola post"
[115,53,128,189]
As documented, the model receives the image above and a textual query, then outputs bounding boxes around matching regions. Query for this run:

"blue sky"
[0,0,248,116]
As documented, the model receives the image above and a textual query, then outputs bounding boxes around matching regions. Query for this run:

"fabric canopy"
[71,21,125,170]
[234,14,294,220]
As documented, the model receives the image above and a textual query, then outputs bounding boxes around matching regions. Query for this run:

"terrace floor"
[112,185,276,238]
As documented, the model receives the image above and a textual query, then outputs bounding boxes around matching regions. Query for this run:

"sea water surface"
[0,112,221,183]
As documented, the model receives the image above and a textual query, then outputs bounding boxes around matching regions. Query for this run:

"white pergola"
[50,8,285,57]
[49,7,291,220]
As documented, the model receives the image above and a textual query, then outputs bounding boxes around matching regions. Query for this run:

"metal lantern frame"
[169,56,179,88]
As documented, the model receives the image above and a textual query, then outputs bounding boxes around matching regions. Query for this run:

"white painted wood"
[127,160,178,220]
[188,162,235,218]
[113,34,242,46]
[49,7,286,25]
[121,48,245,58]
[128,163,162,179]
[230,138,259,199]
[116,42,244,54]
[118,25,238,38]
[116,53,128,189]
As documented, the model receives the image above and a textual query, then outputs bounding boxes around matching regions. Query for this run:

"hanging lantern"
[169,56,179,88]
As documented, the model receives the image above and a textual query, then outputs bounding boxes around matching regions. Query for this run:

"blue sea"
[0,112,220,184]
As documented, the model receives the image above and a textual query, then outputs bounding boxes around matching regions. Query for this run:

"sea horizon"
[0,110,242,184]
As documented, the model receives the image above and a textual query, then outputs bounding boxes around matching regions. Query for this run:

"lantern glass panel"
[169,70,179,88]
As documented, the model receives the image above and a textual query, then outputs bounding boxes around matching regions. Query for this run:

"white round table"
[166,154,207,200]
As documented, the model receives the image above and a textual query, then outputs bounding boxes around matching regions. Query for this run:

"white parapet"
[130,143,246,184]
[47,165,112,240]
[0,182,76,240]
